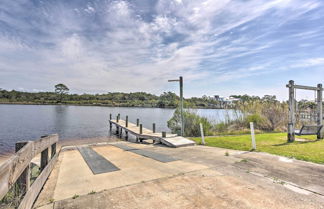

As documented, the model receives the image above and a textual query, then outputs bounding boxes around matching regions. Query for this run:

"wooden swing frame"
[286,80,323,142]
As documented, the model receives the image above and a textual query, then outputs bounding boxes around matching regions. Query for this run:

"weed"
[88,191,96,195]
[72,194,79,199]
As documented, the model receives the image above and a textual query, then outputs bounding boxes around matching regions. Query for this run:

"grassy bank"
[191,133,324,164]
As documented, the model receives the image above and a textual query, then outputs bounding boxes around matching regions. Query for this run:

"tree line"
[0,84,318,110]
[0,84,225,108]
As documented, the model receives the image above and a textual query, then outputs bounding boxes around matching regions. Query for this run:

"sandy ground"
[33,142,324,209]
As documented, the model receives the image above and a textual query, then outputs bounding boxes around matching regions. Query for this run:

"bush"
[167,109,213,137]
[237,100,288,132]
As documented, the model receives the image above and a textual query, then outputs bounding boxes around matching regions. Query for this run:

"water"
[0,104,237,154]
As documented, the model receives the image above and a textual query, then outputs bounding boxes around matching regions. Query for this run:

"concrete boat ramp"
[33,141,324,209]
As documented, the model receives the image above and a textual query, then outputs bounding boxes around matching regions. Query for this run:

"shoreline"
[0,102,226,110]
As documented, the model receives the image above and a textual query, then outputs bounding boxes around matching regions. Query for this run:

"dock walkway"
[109,119,195,148]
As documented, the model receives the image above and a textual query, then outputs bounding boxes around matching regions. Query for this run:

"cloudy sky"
[0,0,324,100]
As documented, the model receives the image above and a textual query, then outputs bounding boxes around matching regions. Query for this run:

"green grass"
[191,133,324,164]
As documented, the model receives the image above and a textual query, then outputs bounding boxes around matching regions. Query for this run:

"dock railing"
[0,134,59,209]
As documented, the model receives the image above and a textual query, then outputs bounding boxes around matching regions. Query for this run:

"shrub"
[167,109,213,137]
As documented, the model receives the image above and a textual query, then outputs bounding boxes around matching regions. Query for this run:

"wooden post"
[109,114,112,130]
[136,119,139,126]
[317,83,323,139]
[116,115,119,123]
[40,148,49,171]
[140,124,143,134]
[15,142,30,195]
[51,143,56,158]
[179,76,184,137]
[125,131,128,141]
[116,125,119,135]
[199,123,205,145]
[250,122,256,150]
[162,131,166,138]
[287,80,295,142]
[152,123,156,133]
[126,116,128,127]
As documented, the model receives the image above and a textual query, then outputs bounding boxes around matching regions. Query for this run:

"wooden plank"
[32,134,58,157]
[0,157,14,199]
[293,84,319,91]
[18,152,59,209]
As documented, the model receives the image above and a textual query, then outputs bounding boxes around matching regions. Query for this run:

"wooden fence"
[0,134,59,209]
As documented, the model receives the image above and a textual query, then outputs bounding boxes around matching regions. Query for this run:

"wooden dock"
[109,119,195,148]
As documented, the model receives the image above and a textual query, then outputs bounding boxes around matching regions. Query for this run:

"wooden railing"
[0,134,59,209]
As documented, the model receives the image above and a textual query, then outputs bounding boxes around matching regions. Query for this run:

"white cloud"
[0,0,323,95]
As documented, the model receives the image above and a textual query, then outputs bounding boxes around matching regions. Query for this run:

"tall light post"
[168,76,184,136]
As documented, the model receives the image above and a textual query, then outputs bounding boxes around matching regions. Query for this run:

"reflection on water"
[0,104,237,154]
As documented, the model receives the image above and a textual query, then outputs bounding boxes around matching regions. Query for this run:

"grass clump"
[72,194,79,199]
[88,191,96,195]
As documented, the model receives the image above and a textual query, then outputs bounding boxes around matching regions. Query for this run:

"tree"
[54,84,69,102]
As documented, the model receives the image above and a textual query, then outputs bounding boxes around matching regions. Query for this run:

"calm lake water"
[0,104,238,154]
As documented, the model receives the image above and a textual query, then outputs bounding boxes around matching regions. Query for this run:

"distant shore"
[0,102,226,109]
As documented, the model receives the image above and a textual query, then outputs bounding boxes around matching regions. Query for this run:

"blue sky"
[0,0,324,100]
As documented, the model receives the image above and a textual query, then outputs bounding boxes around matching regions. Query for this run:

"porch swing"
[294,89,323,136]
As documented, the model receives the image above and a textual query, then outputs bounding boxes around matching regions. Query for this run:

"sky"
[0,0,324,100]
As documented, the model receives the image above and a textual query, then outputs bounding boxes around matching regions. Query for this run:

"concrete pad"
[51,145,208,201]
[53,169,324,209]
[37,141,324,209]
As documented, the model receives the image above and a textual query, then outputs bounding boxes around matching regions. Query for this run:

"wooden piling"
[152,123,156,133]
[136,119,139,127]
[250,122,256,150]
[162,131,166,138]
[287,80,295,142]
[116,115,119,123]
[199,123,205,145]
[140,124,143,134]
[126,116,128,127]
[116,125,119,135]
